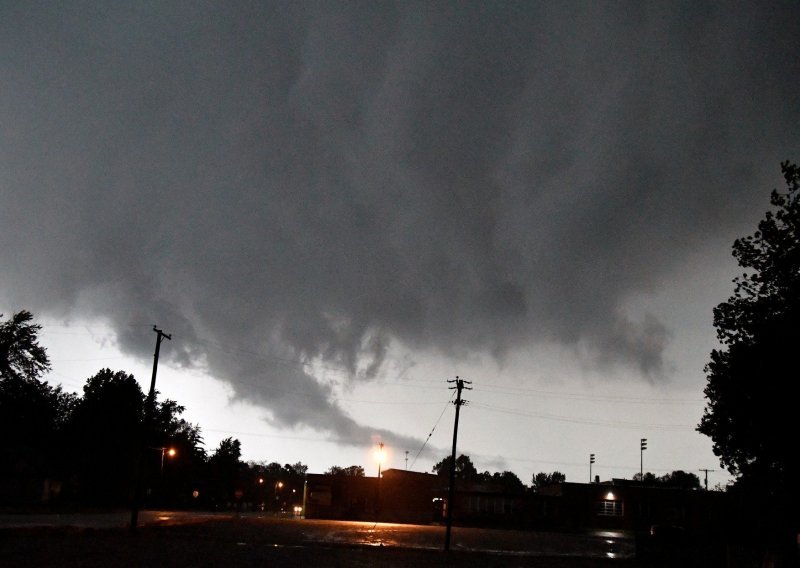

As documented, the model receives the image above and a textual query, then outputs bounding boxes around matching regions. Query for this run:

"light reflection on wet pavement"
[305,520,636,559]
[0,512,636,559]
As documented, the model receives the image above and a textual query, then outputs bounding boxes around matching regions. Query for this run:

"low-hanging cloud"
[1,2,798,446]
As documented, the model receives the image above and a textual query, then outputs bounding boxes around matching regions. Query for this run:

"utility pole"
[640,438,647,480]
[405,450,409,470]
[699,468,715,491]
[589,453,595,483]
[130,326,171,533]
[444,376,471,552]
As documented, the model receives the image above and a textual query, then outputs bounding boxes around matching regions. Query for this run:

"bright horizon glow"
[31,316,735,490]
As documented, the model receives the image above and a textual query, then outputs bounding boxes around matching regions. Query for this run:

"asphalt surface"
[0,511,650,567]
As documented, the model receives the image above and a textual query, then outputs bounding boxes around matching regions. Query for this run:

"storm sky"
[2,2,798,482]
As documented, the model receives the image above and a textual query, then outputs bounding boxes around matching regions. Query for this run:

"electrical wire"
[409,390,455,470]
[470,401,693,431]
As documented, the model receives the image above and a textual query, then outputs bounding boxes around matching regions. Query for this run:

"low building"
[537,480,727,534]
[303,473,377,521]
[304,470,727,537]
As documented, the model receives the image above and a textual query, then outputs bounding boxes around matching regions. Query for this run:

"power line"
[409,391,455,471]
[473,384,701,405]
[470,401,694,431]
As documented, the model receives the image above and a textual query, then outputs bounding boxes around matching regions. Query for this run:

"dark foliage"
[66,369,145,504]
[699,162,800,487]
[325,465,365,477]
[698,161,800,560]
[0,312,74,502]
[432,455,527,493]
[0,310,50,381]
[531,471,566,490]
[632,470,701,490]
[432,454,479,480]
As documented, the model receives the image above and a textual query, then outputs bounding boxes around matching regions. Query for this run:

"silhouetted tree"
[698,161,800,562]
[0,310,50,381]
[631,470,700,489]
[631,472,659,485]
[242,460,307,511]
[66,369,145,504]
[148,398,205,506]
[531,471,566,490]
[490,470,526,494]
[432,454,479,480]
[658,470,701,490]
[206,437,244,507]
[326,465,365,477]
[284,461,308,478]
[0,311,76,504]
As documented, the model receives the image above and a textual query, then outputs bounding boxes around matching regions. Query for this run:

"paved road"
[0,510,635,559]
[0,509,226,529]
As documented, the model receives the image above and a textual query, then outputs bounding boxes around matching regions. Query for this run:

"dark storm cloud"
[1,2,798,442]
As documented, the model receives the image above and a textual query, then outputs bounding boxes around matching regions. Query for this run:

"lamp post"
[275,481,284,511]
[640,438,647,479]
[160,447,176,475]
[375,442,385,517]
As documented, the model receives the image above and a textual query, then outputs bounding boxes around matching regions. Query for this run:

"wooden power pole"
[699,468,716,491]
[444,376,471,551]
[130,326,171,533]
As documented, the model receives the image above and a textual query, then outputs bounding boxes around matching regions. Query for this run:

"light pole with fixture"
[159,447,176,475]
[375,442,385,517]
[640,438,647,479]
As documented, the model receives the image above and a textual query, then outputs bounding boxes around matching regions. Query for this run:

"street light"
[151,446,177,475]
[640,439,647,479]
[162,447,176,474]
[275,481,284,511]
[375,442,385,518]
[375,442,386,476]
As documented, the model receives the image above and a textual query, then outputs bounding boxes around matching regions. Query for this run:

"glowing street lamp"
[274,480,284,510]
[374,442,386,476]
[154,447,177,475]
[375,442,385,518]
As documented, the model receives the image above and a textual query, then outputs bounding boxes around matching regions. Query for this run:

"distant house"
[303,469,442,523]
[303,468,529,526]
[379,469,441,523]
[303,473,377,521]
[303,470,727,536]
[537,480,727,534]
[437,477,529,527]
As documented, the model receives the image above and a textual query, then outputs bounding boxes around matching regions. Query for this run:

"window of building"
[597,499,624,517]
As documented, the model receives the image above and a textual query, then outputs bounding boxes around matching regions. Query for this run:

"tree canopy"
[432,454,478,480]
[632,470,701,490]
[0,311,71,482]
[698,161,800,493]
[698,162,800,559]
[431,455,527,493]
[531,471,566,490]
[0,310,50,381]
[326,465,365,477]
[0,311,302,509]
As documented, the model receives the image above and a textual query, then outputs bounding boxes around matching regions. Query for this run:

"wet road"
[0,510,635,559]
